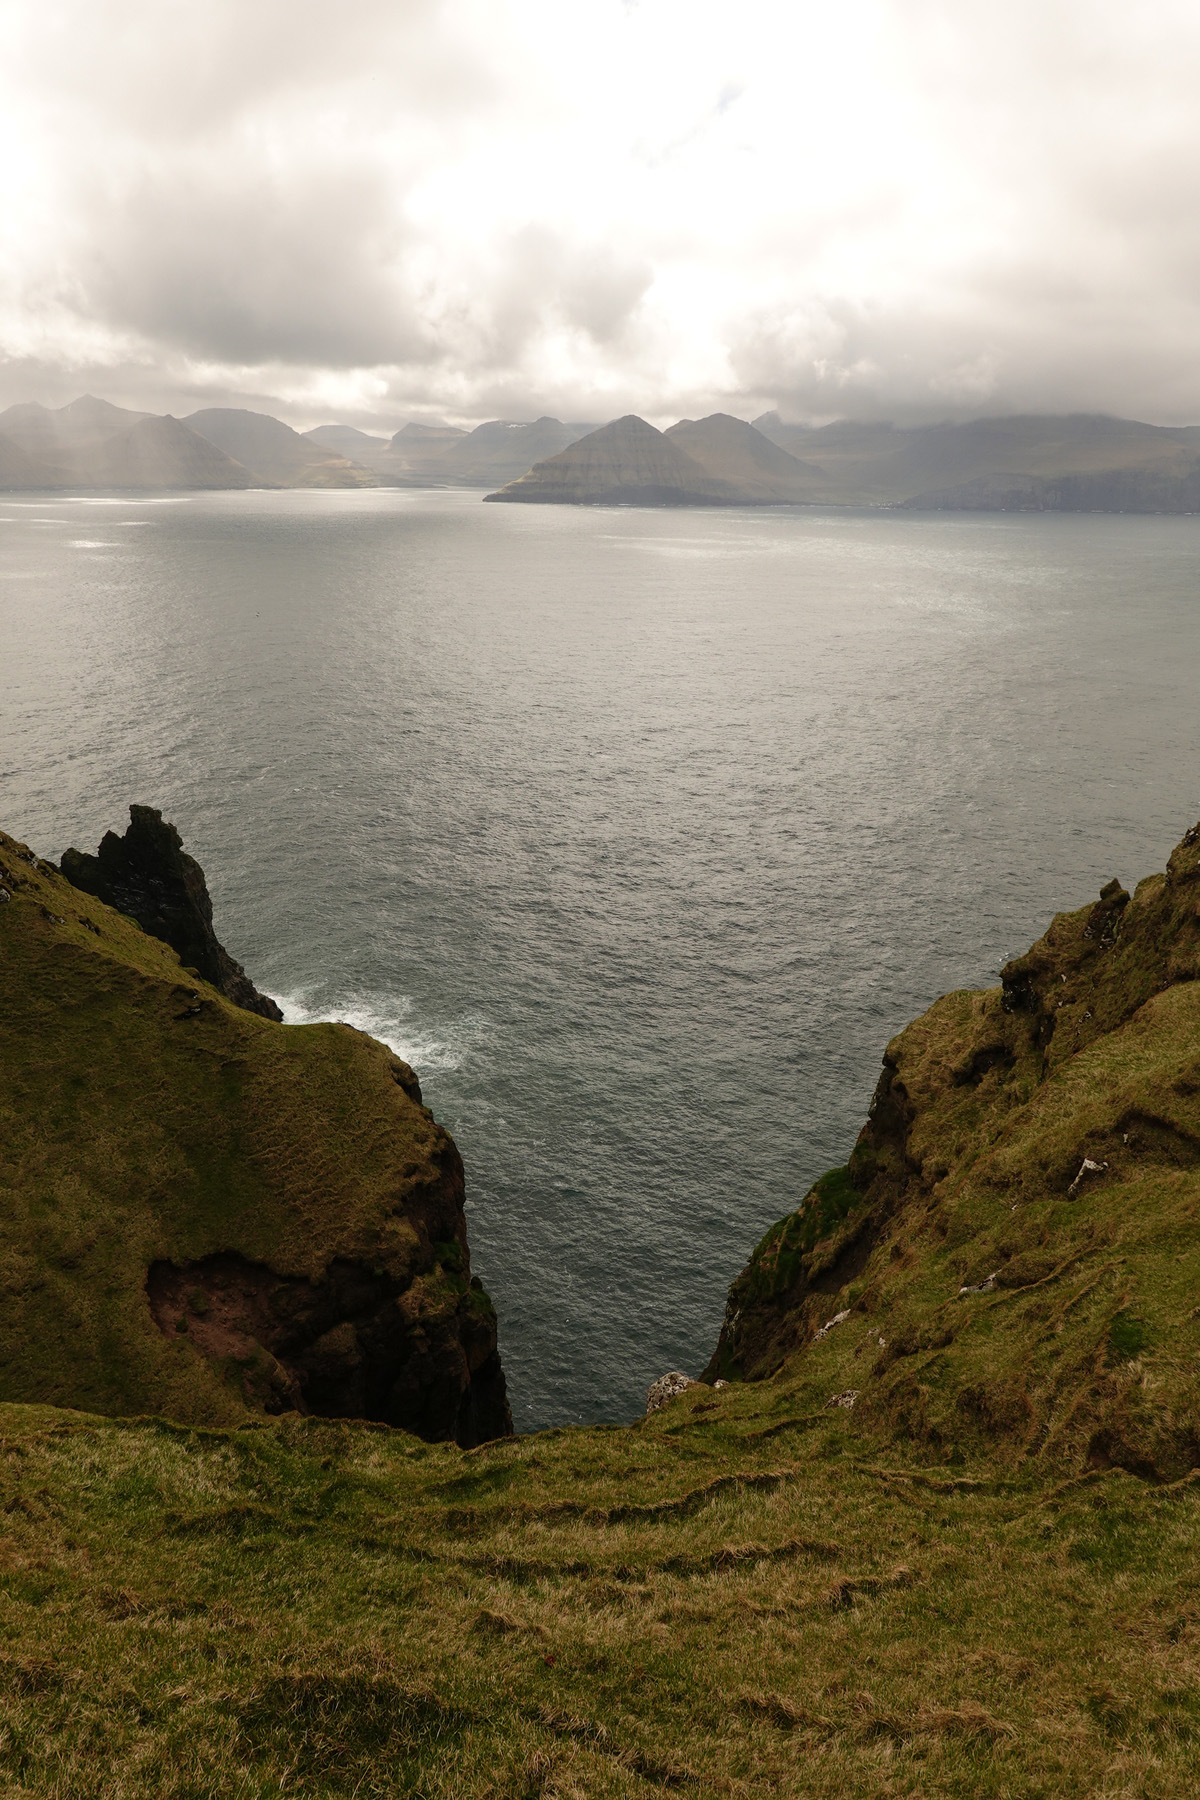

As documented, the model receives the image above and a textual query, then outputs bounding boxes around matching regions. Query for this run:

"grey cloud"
[6,1,1200,427]
[82,162,431,369]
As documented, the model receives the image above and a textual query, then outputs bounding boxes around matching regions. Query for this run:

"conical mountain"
[485,415,736,505]
[302,424,392,463]
[62,416,256,489]
[665,413,821,502]
[184,408,376,487]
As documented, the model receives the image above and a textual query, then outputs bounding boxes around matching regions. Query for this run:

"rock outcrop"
[1,819,512,1445]
[645,1370,702,1412]
[484,414,738,506]
[708,821,1200,1478]
[61,806,283,1020]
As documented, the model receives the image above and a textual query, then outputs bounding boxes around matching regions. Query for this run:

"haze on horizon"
[2,0,1198,433]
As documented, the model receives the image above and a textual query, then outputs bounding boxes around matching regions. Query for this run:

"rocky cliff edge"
[0,819,511,1446]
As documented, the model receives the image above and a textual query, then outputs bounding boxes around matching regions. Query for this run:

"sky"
[2,0,1199,430]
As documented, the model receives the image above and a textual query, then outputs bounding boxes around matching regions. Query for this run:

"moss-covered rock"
[0,823,510,1446]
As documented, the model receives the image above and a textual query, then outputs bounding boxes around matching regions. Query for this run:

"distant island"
[4,394,1200,511]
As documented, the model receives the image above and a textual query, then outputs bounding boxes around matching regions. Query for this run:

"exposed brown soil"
[147,1252,510,1447]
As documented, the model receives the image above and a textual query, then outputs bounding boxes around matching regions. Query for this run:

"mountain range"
[4,394,1200,509]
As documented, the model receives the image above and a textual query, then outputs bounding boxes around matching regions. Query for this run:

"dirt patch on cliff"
[148,1252,508,1445]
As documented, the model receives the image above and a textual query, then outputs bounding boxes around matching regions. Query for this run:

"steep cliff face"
[0,822,511,1446]
[61,806,283,1021]
[708,822,1200,1477]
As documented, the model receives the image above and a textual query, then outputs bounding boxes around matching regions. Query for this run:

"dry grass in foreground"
[0,1390,1198,1798]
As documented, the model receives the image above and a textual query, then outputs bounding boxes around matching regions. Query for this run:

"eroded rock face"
[147,1252,510,1448]
[60,805,283,1020]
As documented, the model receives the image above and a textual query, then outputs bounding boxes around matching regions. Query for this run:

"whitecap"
[276,988,466,1075]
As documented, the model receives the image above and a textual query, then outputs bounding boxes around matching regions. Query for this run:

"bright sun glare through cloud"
[2,0,1200,429]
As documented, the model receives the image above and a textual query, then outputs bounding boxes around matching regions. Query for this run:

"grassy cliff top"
[0,1395,1197,1796]
[0,828,475,1427]
[6,822,1200,1791]
[711,823,1200,1482]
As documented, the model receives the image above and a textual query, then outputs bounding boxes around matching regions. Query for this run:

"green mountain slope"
[709,822,1200,1480]
[0,825,509,1445]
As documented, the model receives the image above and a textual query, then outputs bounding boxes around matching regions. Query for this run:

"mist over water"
[3,488,1199,1428]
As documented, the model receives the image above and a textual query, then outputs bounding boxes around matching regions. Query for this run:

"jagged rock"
[61,806,283,1020]
[646,1371,701,1413]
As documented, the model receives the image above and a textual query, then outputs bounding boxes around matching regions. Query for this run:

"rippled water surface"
[3,489,1199,1426]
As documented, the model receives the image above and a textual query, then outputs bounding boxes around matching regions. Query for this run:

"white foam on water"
[69,539,117,548]
[276,988,467,1075]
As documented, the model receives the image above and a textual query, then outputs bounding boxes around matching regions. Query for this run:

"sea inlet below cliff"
[3,488,1200,1428]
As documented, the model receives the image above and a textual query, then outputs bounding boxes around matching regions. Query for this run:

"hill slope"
[0,821,509,1445]
[709,822,1200,1480]
[753,411,1200,509]
[435,417,597,486]
[302,423,392,463]
[4,825,1200,1790]
[485,414,737,505]
[64,416,256,490]
[184,408,378,487]
[0,1369,1198,1795]
[665,412,822,501]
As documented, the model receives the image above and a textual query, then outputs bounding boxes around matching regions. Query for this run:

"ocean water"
[2,488,1199,1429]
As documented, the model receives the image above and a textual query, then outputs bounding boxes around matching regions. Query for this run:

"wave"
[275,988,467,1076]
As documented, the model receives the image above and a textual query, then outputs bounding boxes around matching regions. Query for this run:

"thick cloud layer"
[2,0,1199,426]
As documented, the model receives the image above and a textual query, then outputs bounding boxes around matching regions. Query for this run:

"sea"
[3,488,1199,1429]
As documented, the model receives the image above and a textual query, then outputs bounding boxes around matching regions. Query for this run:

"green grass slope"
[0,829,508,1442]
[710,825,1200,1481]
[0,1398,1197,1796]
[4,825,1200,1792]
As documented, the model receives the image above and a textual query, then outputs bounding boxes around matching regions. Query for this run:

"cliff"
[484,414,737,505]
[708,820,1200,1478]
[0,819,510,1446]
[2,826,1199,1791]
[900,461,1200,512]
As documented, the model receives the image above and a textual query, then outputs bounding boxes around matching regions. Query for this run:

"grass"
[6,815,1200,1789]
[1,1395,1199,1796]
[714,827,1200,1480]
[0,828,490,1427]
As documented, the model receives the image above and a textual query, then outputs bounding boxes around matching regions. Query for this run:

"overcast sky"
[2,0,1199,429]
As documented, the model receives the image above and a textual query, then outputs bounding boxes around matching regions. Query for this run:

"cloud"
[2,0,1200,426]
